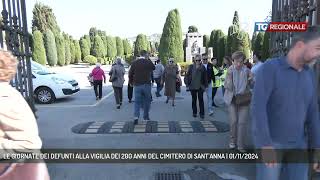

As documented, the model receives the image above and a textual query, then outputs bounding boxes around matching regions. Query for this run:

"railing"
[0,0,36,114]
[271,0,319,57]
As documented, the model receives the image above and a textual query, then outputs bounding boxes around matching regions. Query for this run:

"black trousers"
[93,80,103,98]
[128,83,133,101]
[212,87,218,106]
[113,86,123,105]
[190,89,204,116]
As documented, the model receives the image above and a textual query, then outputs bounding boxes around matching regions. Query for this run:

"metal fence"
[270,0,319,57]
[0,0,36,113]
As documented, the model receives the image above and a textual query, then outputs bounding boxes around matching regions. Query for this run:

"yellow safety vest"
[220,68,227,86]
[212,66,222,88]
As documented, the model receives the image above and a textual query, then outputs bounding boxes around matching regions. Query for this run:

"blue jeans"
[154,77,163,95]
[134,84,152,120]
[256,142,309,180]
[205,82,213,113]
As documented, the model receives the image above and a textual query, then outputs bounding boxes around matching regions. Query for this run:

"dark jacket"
[128,57,155,86]
[203,63,214,84]
[184,64,208,90]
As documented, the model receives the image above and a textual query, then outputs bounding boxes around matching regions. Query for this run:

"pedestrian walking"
[0,50,50,180]
[184,54,208,119]
[251,51,264,84]
[91,63,106,100]
[211,57,223,107]
[153,59,164,97]
[162,58,179,106]
[201,53,214,116]
[252,28,320,180]
[109,58,125,109]
[224,51,253,152]
[129,50,155,124]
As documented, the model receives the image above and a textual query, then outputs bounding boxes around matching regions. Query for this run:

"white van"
[13,61,80,104]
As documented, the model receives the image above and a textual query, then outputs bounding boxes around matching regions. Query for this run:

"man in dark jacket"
[185,54,208,119]
[202,53,214,116]
[129,50,155,124]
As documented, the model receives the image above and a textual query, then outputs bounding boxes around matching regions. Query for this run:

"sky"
[24,0,272,39]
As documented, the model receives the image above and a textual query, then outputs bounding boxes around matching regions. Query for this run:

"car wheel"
[35,87,55,104]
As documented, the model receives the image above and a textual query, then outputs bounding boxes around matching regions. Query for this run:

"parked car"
[12,60,80,104]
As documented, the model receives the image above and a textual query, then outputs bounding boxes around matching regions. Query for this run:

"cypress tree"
[32,30,46,65]
[251,32,257,51]
[159,9,184,63]
[203,35,209,49]
[74,40,81,63]
[217,36,227,65]
[107,36,117,59]
[63,33,71,65]
[134,34,148,56]
[84,35,91,50]
[209,30,217,48]
[232,11,240,29]
[262,32,270,60]
[55,34,65,66]
[212,30,224,57]
[70,38,76,64]
[188,25,198,33]
[80,37,90,60]
[254,32,265,55]
[92,35,105,59]
[116,36,124,56]
[43,29,58,66]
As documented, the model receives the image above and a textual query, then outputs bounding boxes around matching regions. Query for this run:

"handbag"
[234,91,252,106]
[232,69,252,106]
[109,69,117,82]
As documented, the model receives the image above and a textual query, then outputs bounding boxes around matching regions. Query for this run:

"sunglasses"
[202,59,208,60]
[195,60,201,62]
[169,61,173,63]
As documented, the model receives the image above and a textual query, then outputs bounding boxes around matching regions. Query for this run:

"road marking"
[85,129,99,133]
[36,90,114,108]
[109,129,122,133]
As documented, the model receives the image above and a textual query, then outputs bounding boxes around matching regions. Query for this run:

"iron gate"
[0,0,36,113]
[271,0,320,57]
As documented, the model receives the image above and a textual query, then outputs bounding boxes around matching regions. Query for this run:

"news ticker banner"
[0,149,316,163]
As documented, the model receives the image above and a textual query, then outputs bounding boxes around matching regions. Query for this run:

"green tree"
[92,35,105,59]
[231,30,251,59]
[211,30,224,57]
[123,39,132,56]
[226,25,239,56]
[89,27,97,47]
[32,30,46,65]
[116,36,124,56]
[84,35,91,50]
[262,32,270,60]
[106,36,117,59]
[203,35,210,49]
[55,34,65,66]
[80,38,90,60]
[74,40,81,63]
[209,30,216,48]
[217,35,227,65]
[32,3,60,35]
[155,42,159,51]
[251,32,257,51]
[83,55,97,65]
[43,29,58,66]
[63,33,71,65]
[159,9,184,63]
[254,32,264,55]
[134,34,148,56]
[232,11,240,28]
[188,25,198,33]
[70,37,76,64]
[101,36,108,57]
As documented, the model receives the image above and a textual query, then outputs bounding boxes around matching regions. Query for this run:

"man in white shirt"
[251,52,263,83]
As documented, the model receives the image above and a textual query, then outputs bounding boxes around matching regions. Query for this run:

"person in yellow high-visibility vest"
[211,57,223,107]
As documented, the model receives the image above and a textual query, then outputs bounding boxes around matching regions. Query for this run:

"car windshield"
[31,61,55,75]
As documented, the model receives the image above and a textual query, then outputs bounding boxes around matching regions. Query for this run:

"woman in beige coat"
[162,58,180,107]
[0,50,49,179]
[109,58,126,109]
[224,51,253,152]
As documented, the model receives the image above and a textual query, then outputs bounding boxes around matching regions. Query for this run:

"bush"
[97,57,104,64]
[178,62,192,76]
[84,55,97,65]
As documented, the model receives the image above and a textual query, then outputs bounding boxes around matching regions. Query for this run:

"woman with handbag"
[224,51,253,152]
[0,50,50,180]
[109,58,125,109]
[91,63,106,100]
[162,58,179,107]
